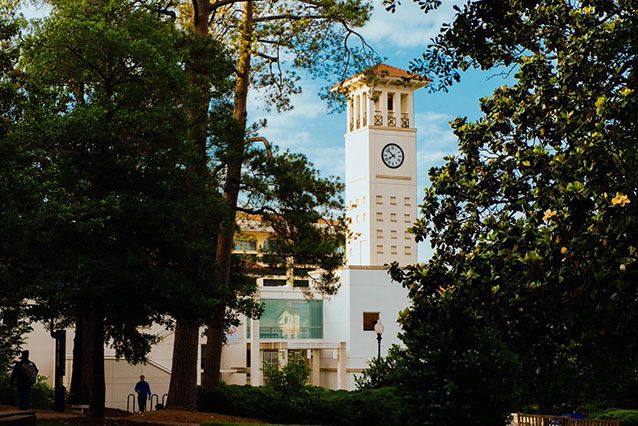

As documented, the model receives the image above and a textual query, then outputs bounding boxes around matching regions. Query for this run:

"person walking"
[134,375,151,413]
[10,350,39,410]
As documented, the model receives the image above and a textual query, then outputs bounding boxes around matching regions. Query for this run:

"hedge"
[591,409,638,426]
[197,385,406,425]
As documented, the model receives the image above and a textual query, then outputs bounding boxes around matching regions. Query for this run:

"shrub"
[197,384,406,425]
[0,372,54,408]
[263,356,311,394]
[590,409,638,426]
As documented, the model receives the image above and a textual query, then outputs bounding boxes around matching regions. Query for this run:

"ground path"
[2,405,264,425]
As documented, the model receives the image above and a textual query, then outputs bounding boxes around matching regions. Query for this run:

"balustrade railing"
[388,112,396,127]
[374,110,383,125]
[401,113,409,128]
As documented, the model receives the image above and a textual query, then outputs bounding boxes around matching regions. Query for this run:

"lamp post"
[374,319,384,360]
[50,320,66,413]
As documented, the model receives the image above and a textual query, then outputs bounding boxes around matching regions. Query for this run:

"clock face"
[381,143,404,169]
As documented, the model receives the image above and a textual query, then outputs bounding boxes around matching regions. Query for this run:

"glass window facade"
[247,299,323,339]
[234,239,257,252]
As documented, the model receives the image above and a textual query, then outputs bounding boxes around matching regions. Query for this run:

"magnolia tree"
[359,0,638,421]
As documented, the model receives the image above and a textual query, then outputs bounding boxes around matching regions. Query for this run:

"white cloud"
[360,1,459,49]
[246,83,346,179]
[415,111,458,169]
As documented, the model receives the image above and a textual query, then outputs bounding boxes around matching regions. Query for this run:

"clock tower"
[336,64,428,266]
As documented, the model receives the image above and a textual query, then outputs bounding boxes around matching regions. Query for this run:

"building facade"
[23,64,427,409]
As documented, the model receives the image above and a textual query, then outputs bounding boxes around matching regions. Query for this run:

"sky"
[23,0,511,262]
[249,1,510,261]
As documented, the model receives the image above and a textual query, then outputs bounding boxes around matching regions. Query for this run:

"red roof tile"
[364,63,428,81]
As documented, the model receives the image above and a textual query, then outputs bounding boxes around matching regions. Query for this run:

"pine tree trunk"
[165,0,217,407]
[86,304,105,421]
[69,312,91,405]
[166,320,199,410]
[201,0,253,390]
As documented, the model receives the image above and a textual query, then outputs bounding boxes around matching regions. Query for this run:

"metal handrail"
[128,393,163,412]
[126,393,137,413]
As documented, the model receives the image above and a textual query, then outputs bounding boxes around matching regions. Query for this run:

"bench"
[70,404,90,413]
[517,414,620,426]
[0,410,36,426]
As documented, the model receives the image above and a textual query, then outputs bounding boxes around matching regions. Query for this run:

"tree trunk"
[86,304,105,421]
[166,320,199,410]
[201,0,253,389]
[69,311,91,405]
[165,0,219,408]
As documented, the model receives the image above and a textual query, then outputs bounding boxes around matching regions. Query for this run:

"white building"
[23,64,427,409]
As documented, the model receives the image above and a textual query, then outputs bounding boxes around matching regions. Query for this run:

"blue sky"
[23,1,510,261]
[250,1,511,191]
[249,1,510,261]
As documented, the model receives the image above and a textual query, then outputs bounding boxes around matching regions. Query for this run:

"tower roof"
[331,63,430,92]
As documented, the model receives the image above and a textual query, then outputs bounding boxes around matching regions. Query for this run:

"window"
[262,238,280,252]
[391,245,397,255]
[376,245,384,254]
[234,238,257,252]
[391,230,397,239]
[263,279,287,287]
[263,350,279,370]
[377,229,383,238]
[387,93,394,111]
[405,246,412,255]
[404,214,411,223]
[363,312,380,331]
[293,279,309,288]
[376,212,383,221]
[390,213,397,222]
[404,197,411,206]
[390,196,397,205]
[376,195,383,205]
[259,299,323,339]
[405,230,412,240]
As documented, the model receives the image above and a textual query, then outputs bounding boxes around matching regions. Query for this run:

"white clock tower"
[323,65,428,390]
[338,64,428,266]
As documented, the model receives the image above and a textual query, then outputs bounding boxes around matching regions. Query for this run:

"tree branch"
[245,136,272,157]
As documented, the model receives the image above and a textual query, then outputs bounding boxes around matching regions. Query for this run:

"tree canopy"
[364,0,638,422]
[1,0,234,417]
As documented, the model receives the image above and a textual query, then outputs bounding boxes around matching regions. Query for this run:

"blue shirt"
[134,380,151,398]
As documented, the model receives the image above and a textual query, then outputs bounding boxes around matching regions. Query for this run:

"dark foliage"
[197,384,406,425]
